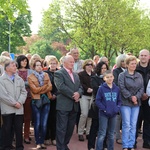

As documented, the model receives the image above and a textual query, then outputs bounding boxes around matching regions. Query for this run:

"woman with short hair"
[118,56,144,150]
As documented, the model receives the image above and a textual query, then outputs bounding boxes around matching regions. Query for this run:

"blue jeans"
[121,106,139,148]
[32,103,50,144]
[96,115,116,150]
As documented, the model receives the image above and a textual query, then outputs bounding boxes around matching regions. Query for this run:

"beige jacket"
[0,73,27,115]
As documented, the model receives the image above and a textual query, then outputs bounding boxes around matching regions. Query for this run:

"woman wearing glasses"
[78,59,95,141]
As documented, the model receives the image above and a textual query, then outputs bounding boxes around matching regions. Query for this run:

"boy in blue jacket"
[96,70,122,150]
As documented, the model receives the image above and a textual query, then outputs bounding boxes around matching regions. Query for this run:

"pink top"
[64,67,74,83]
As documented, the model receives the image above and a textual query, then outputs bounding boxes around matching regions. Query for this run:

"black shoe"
[24,139,31,144]
[29,137,32,141]
[86,134,89,140]
[143,142,150,148]
[78,135,84,141]
[10,145,15,150]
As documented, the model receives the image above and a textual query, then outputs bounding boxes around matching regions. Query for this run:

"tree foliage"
[39,0,150,62]
[0,11,32,54]
[0,0,28,21]
[29,40,62,59]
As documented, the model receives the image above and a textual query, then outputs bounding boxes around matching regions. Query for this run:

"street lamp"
[8,21,11,53]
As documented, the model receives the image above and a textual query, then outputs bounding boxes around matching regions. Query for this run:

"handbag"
[35,94,50,109]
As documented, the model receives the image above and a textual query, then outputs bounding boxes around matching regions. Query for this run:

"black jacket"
[88,74,104,119]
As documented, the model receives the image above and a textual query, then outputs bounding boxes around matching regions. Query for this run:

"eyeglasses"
[86,63,93,66]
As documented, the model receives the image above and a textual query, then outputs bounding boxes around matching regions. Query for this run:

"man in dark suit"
[54,55,83,150]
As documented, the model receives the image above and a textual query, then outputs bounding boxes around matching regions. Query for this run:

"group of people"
[0,48,149,150]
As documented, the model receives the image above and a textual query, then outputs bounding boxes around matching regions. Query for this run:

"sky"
[27,0,150,34]
[27,0,52,34]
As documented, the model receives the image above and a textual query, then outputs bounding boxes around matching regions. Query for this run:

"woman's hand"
[131,96,137,105]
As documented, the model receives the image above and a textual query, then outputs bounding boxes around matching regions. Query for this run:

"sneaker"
[52,140,56,146]
[36,144,41,149]
[44,140,51,145]
[41,144,47,149]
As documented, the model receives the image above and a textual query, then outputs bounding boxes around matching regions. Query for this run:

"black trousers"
[56,109,77,150]
[2,114,24,150]
[88,118,99,149]
[45,101,56,140]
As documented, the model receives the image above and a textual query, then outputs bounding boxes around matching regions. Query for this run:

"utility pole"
[8,22,11,53]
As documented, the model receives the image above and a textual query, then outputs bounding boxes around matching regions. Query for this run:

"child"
[95,70,122,150]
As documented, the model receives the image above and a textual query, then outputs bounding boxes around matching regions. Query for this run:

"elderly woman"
[78,59,95,141]
[118,56,144,150]
[113,54,127,144]
[28,60,52,149]
[44,55,59,146]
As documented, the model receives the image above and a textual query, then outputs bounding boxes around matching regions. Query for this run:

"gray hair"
[116,54,127,68]
[4,60,17,70]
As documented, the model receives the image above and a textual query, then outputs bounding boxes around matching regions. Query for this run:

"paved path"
[24,127,147,150]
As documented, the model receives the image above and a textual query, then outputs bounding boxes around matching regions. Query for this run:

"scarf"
[33,71,44,86]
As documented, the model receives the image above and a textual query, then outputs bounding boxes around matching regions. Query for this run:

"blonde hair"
[45,55,58,66]
[29,54,41,69]
[0,56,11,66]
[125,55,137,65]
[82,59,93,70]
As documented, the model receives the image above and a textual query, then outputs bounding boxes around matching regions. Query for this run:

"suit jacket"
[54,68,83,112]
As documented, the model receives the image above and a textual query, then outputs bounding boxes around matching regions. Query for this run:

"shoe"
[41,144,47,149]
[89,148,94,150]
[138,129,143,134]
[44,140,51,145]
[86,134,89,140]
[29,137,32,141]
[143,142,150,148]
[52,140,56,146]
[78,135,84,141]
[10,145,15,150]
[116,139,122,144]
[122,148,128,150]
[36,144,41,149]
[24,139,31,144]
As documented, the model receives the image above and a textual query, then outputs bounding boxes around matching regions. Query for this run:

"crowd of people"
[0,48,150,150]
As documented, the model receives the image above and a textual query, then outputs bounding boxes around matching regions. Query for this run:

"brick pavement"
[24,127,147,150]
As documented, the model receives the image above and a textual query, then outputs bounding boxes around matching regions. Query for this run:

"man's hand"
[72,92,80,102]
[14,102,21,109]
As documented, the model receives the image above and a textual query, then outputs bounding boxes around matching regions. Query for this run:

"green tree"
[0,11,32,54]
[39,0,150,62]
[29,40,61,59]
[0,0,28,21]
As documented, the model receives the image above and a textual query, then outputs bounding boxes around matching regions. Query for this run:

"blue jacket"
[96,82,122,118]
